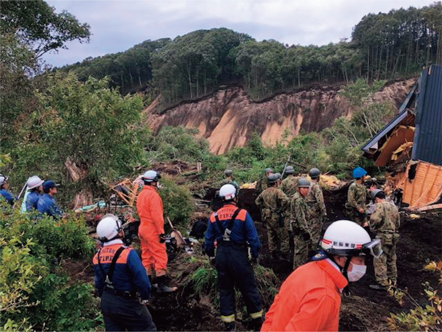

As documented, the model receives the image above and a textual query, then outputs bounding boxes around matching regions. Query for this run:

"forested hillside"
[60,3,442,103]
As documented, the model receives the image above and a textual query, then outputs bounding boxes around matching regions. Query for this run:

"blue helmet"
[352,167,367,179]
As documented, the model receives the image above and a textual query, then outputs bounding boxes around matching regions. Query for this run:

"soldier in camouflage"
[279,166,299,198]
[305,168,327,247]
[256,168,273,195]
[369,190,400,291]
[255,173,290,259]
[220,169,239,190]
[290,178,313,270]
[345,167,368,226]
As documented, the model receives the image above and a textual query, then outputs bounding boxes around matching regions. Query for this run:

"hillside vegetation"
[60,3,442,103]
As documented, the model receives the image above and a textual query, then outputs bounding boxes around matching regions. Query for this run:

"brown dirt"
[64,180,441,331]
[145,79,417,154]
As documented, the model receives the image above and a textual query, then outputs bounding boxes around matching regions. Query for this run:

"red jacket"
[261,260,348,332]
[136,186,164,234]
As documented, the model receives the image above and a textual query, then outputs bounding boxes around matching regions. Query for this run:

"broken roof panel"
[412,65,442,166]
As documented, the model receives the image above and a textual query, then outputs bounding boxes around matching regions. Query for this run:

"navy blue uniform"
[37,193,63,219]
[25,191,41,211]
[204,203,263,324]
[0,189,15,206]
[93,240,156,331]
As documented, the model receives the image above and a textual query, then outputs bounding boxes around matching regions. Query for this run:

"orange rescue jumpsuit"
[136,185,167,277]
[261,259,348,331]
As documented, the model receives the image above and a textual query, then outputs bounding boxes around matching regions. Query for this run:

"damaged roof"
[412,65,442,166]
[362,65,442,166]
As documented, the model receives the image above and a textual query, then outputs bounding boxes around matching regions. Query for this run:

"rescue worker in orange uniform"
[261,220,382,332]
[136,170,176,293]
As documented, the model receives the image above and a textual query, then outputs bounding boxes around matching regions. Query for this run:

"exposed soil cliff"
[145,79,416,155]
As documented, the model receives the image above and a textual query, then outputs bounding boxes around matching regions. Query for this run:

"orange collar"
[316,260,348,291]
[142,185,158,193]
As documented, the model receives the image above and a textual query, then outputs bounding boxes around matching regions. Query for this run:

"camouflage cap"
[267,173,281,183]
[297,177,310,188]
[370,189,383,200]
[309,168,320,178]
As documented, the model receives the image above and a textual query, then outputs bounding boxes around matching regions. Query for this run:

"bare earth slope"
[145,79,416,154]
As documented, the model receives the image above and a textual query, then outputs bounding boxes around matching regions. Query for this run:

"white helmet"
[141,170,161,183]
[0,174,8,186]
[219,184,236,201]
[320,220,382,258]
[97,214,122,242]
[27,176,44,189]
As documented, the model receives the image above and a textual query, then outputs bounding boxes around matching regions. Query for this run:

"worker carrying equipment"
[136,170,176,293]
[24,175,44,212]
[205,184,263,331]
[0,174,15,206]
[93,214,156,331]
[262,220,380,332]
[280,166,299,198]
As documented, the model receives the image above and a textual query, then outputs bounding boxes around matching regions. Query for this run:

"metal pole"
[12,182,27,208]
[281,156,291,178]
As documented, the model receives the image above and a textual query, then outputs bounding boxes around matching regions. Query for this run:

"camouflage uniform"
[370,201,400,286]
[279,175,300,198]
[255,187,289,256]
[290,192,312,270]
[219,178,239,190]
[255,176,268,195]
[305,181,327,246]
[345,182,368,226]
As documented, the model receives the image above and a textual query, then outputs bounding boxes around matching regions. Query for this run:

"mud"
[66,182,441,331]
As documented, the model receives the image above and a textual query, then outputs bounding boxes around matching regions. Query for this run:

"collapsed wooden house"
[362,65,442,209]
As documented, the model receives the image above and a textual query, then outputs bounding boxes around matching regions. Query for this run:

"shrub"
[387,261,442,331]
[159,175,194,228]
[0,204,101,331]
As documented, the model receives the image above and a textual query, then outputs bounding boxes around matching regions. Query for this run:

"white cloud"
[44,0,433,67]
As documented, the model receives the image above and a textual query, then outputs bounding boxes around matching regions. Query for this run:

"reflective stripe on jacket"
[205,204,261,258]
[93,242,151,301]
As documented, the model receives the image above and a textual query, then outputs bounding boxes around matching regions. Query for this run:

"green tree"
[0,0,90,58]
[14,73,148,202]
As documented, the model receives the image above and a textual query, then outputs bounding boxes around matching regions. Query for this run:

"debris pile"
[362,65,442,210]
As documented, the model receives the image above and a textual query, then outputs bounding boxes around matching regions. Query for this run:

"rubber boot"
[250,317,263,332]
[156,275,177,293]
[148,275,158,289]
[224,321,236,331]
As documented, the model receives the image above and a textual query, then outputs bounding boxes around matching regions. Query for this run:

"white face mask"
[347,262,367,282]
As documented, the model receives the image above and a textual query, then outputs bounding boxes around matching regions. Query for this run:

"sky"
[44,0,433,68]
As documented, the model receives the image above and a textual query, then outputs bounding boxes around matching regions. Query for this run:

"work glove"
[209,256,216,267]
[251,257,259,266]
[159,233,166,243]
[140,299,150,306]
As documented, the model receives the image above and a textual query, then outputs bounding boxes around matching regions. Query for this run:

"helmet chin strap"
[331,256,352,281]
